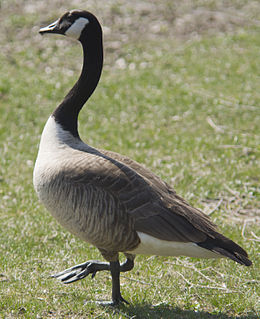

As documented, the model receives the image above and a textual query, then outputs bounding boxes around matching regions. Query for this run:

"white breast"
[33,116,94,240]
[34,116,80,190]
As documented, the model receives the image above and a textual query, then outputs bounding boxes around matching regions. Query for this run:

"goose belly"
[128,232,221,259]
[33,166,137,251]
[34,177,92,242]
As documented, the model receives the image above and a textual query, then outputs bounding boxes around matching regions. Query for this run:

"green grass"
[0,1,259,318]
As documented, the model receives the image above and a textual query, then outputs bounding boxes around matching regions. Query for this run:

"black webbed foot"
[51,256,135,306]
[97,295,129,307]
[51,260,110,284]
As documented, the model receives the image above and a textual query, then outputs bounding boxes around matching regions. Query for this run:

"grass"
[0,0,259,318]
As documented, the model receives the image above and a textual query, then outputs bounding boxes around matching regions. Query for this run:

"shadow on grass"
[104,303,258,319]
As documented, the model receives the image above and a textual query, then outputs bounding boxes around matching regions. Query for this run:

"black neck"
[52,31,103,138]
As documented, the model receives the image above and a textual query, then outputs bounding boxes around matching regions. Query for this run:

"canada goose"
[34,10,252,306]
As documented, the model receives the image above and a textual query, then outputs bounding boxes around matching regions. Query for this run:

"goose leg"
[120,254,135,272]
[108,260,129,306]
[97,260,130,306]
[98,258,134,306]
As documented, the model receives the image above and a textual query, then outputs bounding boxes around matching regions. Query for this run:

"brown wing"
[99,149,252,266]
[101,149,178,197]
[66,147,217,243]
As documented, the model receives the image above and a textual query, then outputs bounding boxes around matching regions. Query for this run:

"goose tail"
[197,234,252,266]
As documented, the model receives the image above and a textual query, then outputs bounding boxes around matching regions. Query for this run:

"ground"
[0,0,259,318]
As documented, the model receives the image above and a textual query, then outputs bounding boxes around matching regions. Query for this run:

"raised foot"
[51,260,110,284]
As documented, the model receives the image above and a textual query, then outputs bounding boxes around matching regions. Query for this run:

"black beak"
[39,19,61,35]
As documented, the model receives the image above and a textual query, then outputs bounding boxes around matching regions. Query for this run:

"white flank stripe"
[128,232,221,259]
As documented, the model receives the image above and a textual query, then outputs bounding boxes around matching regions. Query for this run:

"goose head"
[39,10,101,42]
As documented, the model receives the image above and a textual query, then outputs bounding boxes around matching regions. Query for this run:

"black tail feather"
[197,234,252,266]
[212,246,252,266]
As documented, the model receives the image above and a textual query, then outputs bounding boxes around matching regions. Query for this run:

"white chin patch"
[65,17,89,39]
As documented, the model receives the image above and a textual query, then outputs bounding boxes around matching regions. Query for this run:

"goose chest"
[33,116,136,250]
